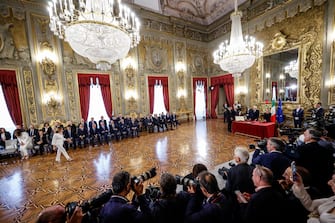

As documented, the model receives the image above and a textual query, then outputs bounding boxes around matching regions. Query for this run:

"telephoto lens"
[175,175,197,187]
[131,167,157,186]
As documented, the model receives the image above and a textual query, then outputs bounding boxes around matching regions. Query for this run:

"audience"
[238,165,288,223]
[295,128,334,197]
[292,172,335,223]
[252,137,291,180]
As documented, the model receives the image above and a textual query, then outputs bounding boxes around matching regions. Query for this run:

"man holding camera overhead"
[99,171,151,223]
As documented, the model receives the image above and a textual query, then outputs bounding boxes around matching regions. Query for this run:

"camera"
[175,175,197,187]
[144,185,161,201]
[65,189,114,222]
[131,167,157,188]
[65,167,157,222]
[249,139,267,152]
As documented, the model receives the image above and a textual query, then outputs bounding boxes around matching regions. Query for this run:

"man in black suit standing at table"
[226,106,235,132]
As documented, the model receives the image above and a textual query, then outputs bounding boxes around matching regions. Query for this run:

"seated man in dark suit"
[238,166,288,223]
[89,123,101,146]
[77,123,88,148]
[296,128,334,197]
[64,125,76,150]
[34,129,48,155]
[0,127,11,149]
[252,137,291,181]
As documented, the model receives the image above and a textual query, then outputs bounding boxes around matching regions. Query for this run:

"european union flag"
[276,99,284,123]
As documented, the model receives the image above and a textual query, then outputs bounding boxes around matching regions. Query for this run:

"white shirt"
[51,133,65,146]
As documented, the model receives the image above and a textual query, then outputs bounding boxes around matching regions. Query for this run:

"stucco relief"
[0,23,16,59]
[140,38,173,73]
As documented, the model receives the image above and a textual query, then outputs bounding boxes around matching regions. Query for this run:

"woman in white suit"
[293,172,335,223]
[51,126,72,162]
[14,129,32,160]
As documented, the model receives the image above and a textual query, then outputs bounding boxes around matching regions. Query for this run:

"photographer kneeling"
[99,171,151,223]
[36,204,84,223]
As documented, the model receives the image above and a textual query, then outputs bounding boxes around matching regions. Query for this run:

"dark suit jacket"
[252,150,291,180]
[296,141,334,196]
[225,163,255,194]
[185,192,233,223]
[149,193,189,223]
[315,107,324,119]
[292,108,304,121]
[249,109,259,121]
[240,187,287,223]
[0,131,11,147]
[100,195,151,223]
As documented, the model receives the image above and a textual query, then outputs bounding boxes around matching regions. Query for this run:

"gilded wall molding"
[329,42,335,104]
[251,5,324,112]
[111,63,122,116]
[186,44,208,76]
[23,69,37,124]
[65,70,79,122]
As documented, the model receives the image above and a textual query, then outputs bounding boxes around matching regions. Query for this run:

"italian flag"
[270,87,276,122]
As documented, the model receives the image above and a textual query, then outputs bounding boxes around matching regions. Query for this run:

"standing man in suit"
[313,102,324,119]
[292,104,304,128]
[226,106,235,133]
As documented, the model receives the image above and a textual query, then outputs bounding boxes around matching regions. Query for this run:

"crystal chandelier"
[48,0,141,71]
[284,60,298,78]
[213,0,263,77]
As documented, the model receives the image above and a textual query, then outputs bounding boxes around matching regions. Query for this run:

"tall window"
[87,78,109,121]
[195,81,206,120]
[153,81,167,115]
[0,84,16,134]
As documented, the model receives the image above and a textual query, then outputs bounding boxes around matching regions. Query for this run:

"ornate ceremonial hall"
[0,0,334,222]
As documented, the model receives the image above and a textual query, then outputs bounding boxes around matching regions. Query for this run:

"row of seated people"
[0,112,180,155]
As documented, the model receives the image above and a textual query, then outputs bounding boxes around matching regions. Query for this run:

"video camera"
[249,138,268,152]
[65,167,157,222]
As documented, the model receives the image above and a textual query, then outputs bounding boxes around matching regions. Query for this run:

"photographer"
[99,171,151,223]
[180,163,208,192]
[149,173,189,223]
[252,137,291,181]
[35,204,84,223]
[185,171,233,223]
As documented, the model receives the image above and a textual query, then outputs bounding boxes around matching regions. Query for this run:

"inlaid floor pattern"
[0,120,255,223]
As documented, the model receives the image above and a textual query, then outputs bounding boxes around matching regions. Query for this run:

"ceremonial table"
[232,121,276,139]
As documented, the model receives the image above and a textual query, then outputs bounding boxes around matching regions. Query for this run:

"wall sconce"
[43,91,62,117]
[125,89,138,100]
[235,86,248,95]
[177,88,187,98]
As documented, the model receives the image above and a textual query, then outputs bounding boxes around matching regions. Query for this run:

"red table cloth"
[232,121,276,139]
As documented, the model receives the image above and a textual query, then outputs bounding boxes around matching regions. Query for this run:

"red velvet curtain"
[192,77,208,118]
[77,74,91,121]
[77,73,113,120]
[210,74,234,118]
[98,75,113,118]
[148,76,169,113]
[0,70,22,126]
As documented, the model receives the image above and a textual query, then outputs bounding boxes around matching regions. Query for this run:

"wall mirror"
[263,48,299,102]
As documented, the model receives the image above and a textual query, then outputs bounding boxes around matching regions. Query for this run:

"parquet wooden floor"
[0,120,255,223]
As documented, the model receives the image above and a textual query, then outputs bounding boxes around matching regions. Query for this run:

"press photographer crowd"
[33,103,335,223]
